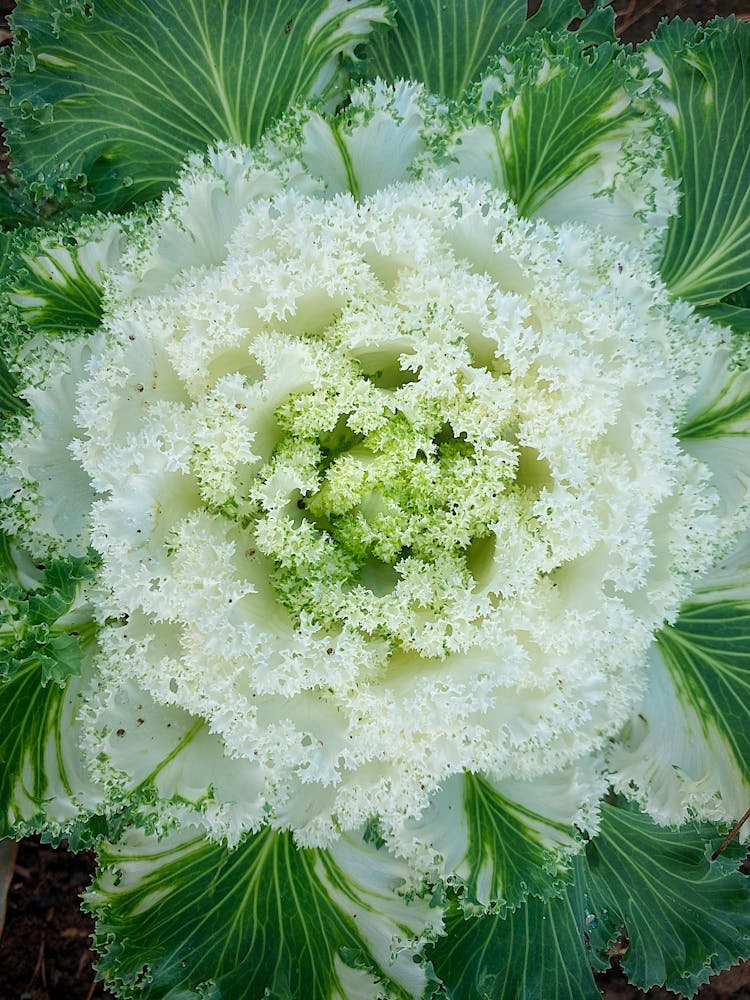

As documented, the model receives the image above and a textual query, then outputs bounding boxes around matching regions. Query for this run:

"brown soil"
[0,840,107,1000]
[0,1,749,998]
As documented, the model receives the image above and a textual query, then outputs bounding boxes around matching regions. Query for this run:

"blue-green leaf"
[648,17,750,304]
[364,0,614,99]
[585,802,750,995]
[1,0,391,212]
[430,866,600,1000]
[430,803,750,999]
[87,824,442,1000]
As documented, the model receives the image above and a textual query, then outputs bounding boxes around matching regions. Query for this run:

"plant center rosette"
[65,172,726,850]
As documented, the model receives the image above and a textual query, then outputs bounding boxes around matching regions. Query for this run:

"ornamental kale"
[0,2,749,998]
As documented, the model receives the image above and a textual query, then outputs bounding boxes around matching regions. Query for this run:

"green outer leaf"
[472,35,648,218]
[430,864,600,1000]
[525,0,615,44]
[655,601,750,792]
[0,233,27,419]
[363,0,613,99]
[87,825,438,1000]
[459,773,576,911]
[0,352,26,419]
[0,552,102,835]
[0,658,66,828]
[680,364,750,441]
[0,657,102,837]
[431,803,750,999]
[0,171,37,230]
[2,0,391,212]
[0,231,12,279]
[8,219,120,332]
[650,18,750,304]
[14,251,102,333]
[698,285,750,335]
[585,802,750,994]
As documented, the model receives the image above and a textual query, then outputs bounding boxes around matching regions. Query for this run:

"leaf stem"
[711,806,750,860]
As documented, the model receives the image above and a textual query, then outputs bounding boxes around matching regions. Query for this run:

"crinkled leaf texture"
[0,6,749,1000]
[363,0,615,97]
[608,352,750,830]
[0,539,104,839]
[430,803,750,999]
[442,32,675,251]
[86,824,443,1000]
[648,17,750,308]
[585,804,750,995]
[1,0,391,211]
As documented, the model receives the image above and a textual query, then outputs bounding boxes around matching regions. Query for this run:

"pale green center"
[247,340,528,653]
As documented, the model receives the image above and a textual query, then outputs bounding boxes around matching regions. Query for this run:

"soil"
[1,0,750,998]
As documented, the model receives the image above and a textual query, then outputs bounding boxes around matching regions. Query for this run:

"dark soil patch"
[0,840,107,999]
[602,0,750,42]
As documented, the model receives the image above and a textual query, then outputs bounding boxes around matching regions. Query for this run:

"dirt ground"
[1,0,750,998]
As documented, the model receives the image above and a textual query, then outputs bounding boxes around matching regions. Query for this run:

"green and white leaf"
[430,862,600,1000]
[87,824,442,1000]
[392,766,598,912]
[80,647,271,847]
[263,78,440,201]
[679,342,750,524]
[0,350,26,421]
[2,0,391,212]
[122,80,440,297]
[431,802,750,999]
[648,17,750,304]
[363,0,614,99]
[8,218,121,332]
[700,284,750,336]
[445,33,674,249]
[585,802,750,995]
[0,551,104,837]
[609,605,750,832]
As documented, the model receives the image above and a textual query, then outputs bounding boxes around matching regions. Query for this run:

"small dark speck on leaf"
[284,18,293,33]
[116,728,125,737]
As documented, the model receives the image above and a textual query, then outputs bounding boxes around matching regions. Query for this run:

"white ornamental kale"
[1,4,750,999]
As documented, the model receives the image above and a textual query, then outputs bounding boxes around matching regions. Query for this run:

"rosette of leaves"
[1,2,749,998]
